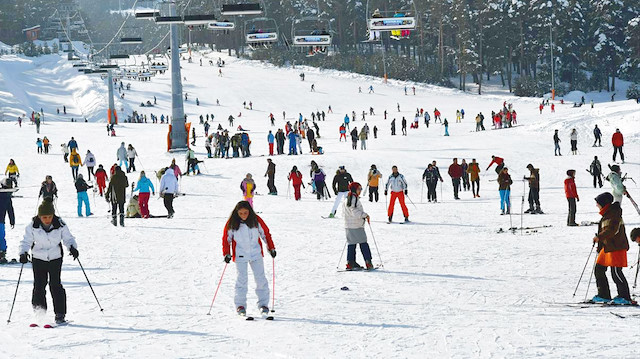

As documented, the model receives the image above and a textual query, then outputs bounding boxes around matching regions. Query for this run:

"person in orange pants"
[384,166,409,223]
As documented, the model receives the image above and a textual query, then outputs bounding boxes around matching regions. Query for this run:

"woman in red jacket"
[612,128,624,163]
[564,170,579,226]
[287,166,305,200]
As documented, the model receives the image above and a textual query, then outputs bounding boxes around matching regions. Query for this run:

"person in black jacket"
[0,178,16,264]
[275,129,286,155]
[75,174,93,217]
[328,166,353,218]
[106,166,129,226]
[39,175,58,202]
[264,159,277,195]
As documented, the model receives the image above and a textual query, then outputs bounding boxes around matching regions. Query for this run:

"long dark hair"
[226,201,258,230]
[346,184,360,207]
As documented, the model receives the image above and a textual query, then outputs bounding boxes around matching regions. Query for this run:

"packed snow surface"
[0,51,639,358]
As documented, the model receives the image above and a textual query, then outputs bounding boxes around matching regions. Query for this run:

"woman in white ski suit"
[222,201,276,314]
[116,142,128,171]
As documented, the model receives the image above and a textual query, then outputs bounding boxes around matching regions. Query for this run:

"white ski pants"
[331,191,348,214]
[234,259,270,309]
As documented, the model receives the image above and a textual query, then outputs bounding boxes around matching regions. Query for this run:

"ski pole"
[584,258,597,303]
[7,263,25,324]
[368,222,384,268]
[271,257,276,313]
[77,258,104,312]
[405,193,418,209]
[135,154,145,171]
[521,180,525,236]
[336,242,347,269]
[573,242,596,296]
[207,262,228,315]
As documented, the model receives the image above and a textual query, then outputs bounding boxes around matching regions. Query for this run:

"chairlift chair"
[220,2,263,16]
[291,17,332,50]
[208,20,236,30]
[244,17,278,46]
[366,1,417,40]
[134,1,160,19]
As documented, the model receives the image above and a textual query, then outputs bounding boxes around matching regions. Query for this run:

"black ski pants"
[267,175,277,194]
[462,174,470,190]
[593,136,601,146]
[112,201,125,216]
[613,146,624,162]
[595,264,631,300]
[528,187,540,209]
[471,179,480,196]
[593,174,603,188]
[129,157,136,172]
[368,186,379,202]
[452,178,461,199]
[32,257,66,315]
[427,181,437,201]
[567,198,577,225]
[316,181,326,200]
[163,195,174,215]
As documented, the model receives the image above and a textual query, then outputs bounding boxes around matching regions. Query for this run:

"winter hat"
[595,192,614,207]
[630,227,640,241]
[37,200,55,216]
[77,174,83,180]
[609,164,620,173]
[348,182,361,193]
[526,164,533,169]
[566,169,575,176]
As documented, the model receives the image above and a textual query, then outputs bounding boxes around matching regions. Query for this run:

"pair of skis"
[30,320,70,329]
[239,312,274,321]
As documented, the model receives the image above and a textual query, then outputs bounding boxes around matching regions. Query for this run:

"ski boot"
[404,216,409,223]
[524,207,534,214]
[328,212,335,218]
[119,214,125,227]
[612,297,635,305]
[590,295,611,303]
[260,306,270,315]
[365,260,374,270]
[55,313,66,324]
[237,306,246,316]
[0,251,7,264]
[388,215,393,223]
[167,211,174,219]
[111,215,117,227]
[535,206,544,214]
[345,261,362,271]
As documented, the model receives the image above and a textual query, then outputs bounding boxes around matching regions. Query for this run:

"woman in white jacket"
[343,182,373,270]
[19,200,78,324]
[222,201,276,316]
[127,144,137,173]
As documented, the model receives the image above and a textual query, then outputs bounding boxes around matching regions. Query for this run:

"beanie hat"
[38,200,55,216]
[348,182,361,193]
[609,164,620,173]
[595,192,614,207]
[526,164,533,169]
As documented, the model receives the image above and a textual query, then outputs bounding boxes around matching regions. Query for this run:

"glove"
[19,253,29,264]
[384,191,388,196]
[269,249,277,258]
[334,190,338,195]
[404,190,408,195]
[224,254,232,263]
[152,192,155,196]
[69,246,79,260]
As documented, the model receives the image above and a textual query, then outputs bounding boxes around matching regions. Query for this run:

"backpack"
[72,154,80,163]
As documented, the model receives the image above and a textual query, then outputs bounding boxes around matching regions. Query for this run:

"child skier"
[222,201,276,316]
[240,173,256,207]
[95,165,108,196]
[343,182,373,270]
[591,192,634,305]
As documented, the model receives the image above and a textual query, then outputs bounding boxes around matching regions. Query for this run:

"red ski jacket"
[612,132,624,147]
[564,178,579,199]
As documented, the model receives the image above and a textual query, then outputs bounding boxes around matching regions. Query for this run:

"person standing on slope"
[264,159,277,195]
[448,158,463,200]
[159,167,178,218]
[287,166,304,201]
[84,150,96,180]
[367,165,382,202]
[94,165,108,196]
[312,166,327,200]
[497,167,512,215]
[240,173,256,207]
[564,169,579,226]
[133,171,155,218]
[106,166,129,227]
[553,129,562,156]
[611,128,624,163]
[385,166,409,223]
[591,192,633,305]
[523,164,543,214]
[329,166,353,218]
[467,159,481,198]
[589,156,603,188]
[116,142,128,172]
[74,174,92,217]
[570,128,578,155]
[606,165,628,204]
[127,144,137,173]
[422,164,439,202]
[222,201,276,316]
[19,200,79,325]
[39,175,58,202]
[0,178,16,264]
[593,125,602,147]
[343,182,373,271]
[69,149,82,181]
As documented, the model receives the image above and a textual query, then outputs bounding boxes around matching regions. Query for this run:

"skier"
[4,159,19,187]
[19,200,78,325]
[373,125,378,139]
[401,117,407,136]
[36,138,43,154]
[127,144,137,173]
[133,172,155,218]
[43,137,50,154]
[486,155,505,174]
[222,201,276,316]
[467,158,481,198]
[367,165,382,202]
[0,178,16,264]
[460,159,470,192]
[391,119,396,136]
[593,125,602,147]
[344,114,350,130]
[240,173,256,207]
[116,142,128,171]
[69,149,82,181]
[523,164,543,214]
[553,129,562,156]
[564,169,579,226]
[67,137,78,152]
[385,166,409,223]
[368,85,374,94]
[606,165,628,204]
[91,157,106,191]
[267,131,275,156]
[350,127,358,150]
[74,174,93,217]
[612,128,624,163]
[343,182,374,270]
[83,150,96,181]
[448,158,463,200]
[275,129,285,155]
[312,166,327,200]
[159,168,178,218]
[443,118,449,136]
[287,167,304,201]
[39,175,58,202]
[205,135,213,158]
[589,156,603,188]
[105,166,129,227]
[591,192,633,304]
[570,128,578,155]
[329,166,353,218]
[265,159,277,195]
[287,130,298,155]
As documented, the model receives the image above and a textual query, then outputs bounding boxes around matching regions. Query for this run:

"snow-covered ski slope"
[0,50,639,358]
